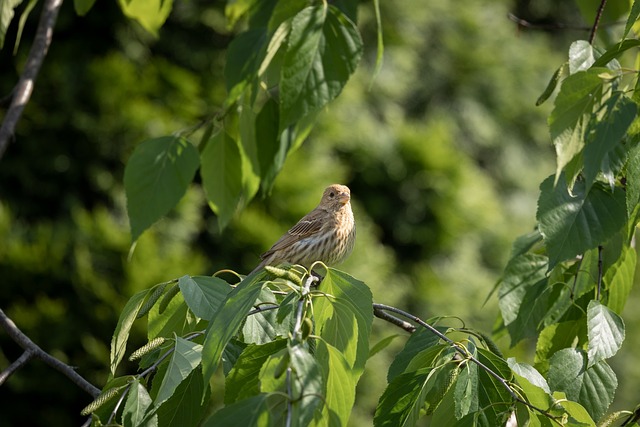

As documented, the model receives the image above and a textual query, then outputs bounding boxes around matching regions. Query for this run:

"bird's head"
[321,184,351,210]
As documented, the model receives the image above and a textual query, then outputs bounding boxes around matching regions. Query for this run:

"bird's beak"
[337,191,350,205]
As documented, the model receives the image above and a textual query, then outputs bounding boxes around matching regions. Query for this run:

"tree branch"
[0,308,100,397]
[589,0,608,44]
[372,303,558,422]
[0,0,64,159]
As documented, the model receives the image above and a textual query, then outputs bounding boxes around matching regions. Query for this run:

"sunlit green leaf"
[586,300,625,366]
[0,0,21,49]
[110,289,149,376]
[124,136,199,242]
[568,41,595,74]
[204,393,286,427]
[117,0,173,36]
[156,337,202,407]
[315,341,356,427]
[604,247,636,314]
[242,288,289,344]
[535,320,585,375]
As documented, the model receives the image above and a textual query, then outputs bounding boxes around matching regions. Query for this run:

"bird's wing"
[261,209,325,259]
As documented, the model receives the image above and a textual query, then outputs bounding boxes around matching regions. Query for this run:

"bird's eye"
[329,192,335,198]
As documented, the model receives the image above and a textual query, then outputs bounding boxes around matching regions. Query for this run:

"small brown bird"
[250,184,356,275]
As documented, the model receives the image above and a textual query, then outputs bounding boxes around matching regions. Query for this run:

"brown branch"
[373,305,416,333]
[0,0,64,159]
[589,0,608,44]
[0,308,100,397]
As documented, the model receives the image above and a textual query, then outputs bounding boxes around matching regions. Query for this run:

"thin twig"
[0,308,100,397]
[373,306,416,333]
[0,0,63,159]
[589,0,608,44]
[0,349,34,385]
[372,303,556,421]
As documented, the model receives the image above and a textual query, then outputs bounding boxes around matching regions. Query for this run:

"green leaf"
[583,94,637,190]
[315,341,357,427]
[204,393,286,427]
[147,292,192,340]
[0,0,21,49]
[224,29,267,103]
[508,359,551,410]
[74,0,97,15]
[623,2,640,39]
[536,62,568,107]
[548,70,604,181]
[156,367,209,427]
[123,380,157,427]
[604,247,636,314]
[374,367,435,426]
[279,5,363,130]
[586,300,625,366]
[242,288,290,344]
[369,334,400,359]
[594,39,640,67]
[201,273,265,396]
[551,392,596,426]
[288,344,323,426]
[568,41,595,74]
[548,348,617,422]
[535,320,585,375]
[314,268,373,374]
[178,275,232,321]
[454,356,479,419]
[124,136,199,242]
[497,253,549,346]
[224,339,288,404]
[156,337,202,407]
[117,0,173,36]
[626,142,640,233]
[200,131,244,230]
[537,174,627,269]
[387,327,448,381]
[110,289,149,376]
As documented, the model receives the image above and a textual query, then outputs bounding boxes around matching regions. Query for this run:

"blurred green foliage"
[1,0,639,426]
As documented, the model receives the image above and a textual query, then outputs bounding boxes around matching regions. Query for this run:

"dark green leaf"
[548,348,617,422]
[224,29,267,103]
[221,339,247,377]
[201,273,265,395]
[123,379,156,427]
[583,94,636,190]
[593,39,640,67]
[204,393,286,427]
[147,292,192,340]
[624,2,640,39]
[586,300,625,366]
[454,351,479,419]
[224,339,288,404]
[626,142,640,232]
[497,253,549,346]
[548,70,604,180]
[374,367,433,426]
[124,136,199,242]
[537,62,568,106]
[535,321,585,375]
[387,327,448,381]
[156,367,209,427]
[369,334,401,359]
[200,131,244,230]
[74,0,96,15]
[279,5,363,130]
[537,174,627,269]
[178,275,232,321]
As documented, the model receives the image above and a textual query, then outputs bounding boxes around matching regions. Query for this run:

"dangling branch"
[0,0,64,159]
[0,308,100,397]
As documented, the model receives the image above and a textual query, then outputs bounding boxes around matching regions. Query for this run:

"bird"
[250,184,356,276]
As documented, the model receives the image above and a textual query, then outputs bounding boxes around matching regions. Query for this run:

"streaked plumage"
[250,184,356,275]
